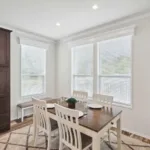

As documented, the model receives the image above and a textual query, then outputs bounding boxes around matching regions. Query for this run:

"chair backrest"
[93,94,113,108]
[32,97,50,133]
[73,90,88,102]
[55,104,82,150]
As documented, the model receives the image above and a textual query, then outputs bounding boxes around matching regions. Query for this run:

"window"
[21,44,46,97]
[72,44,93,97]
[71,34,133,106]
[98,36,132,105]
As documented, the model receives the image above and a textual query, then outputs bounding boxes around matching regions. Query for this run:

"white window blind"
[21,44,46,97]
[98,35,132,105]
[72,44,93,97]
[71,30,133,107]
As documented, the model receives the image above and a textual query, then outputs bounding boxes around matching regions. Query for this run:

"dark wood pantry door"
[0,28,11,132]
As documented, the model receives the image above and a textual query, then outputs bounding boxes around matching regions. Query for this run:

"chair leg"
[47,134,51,150]
[33,113,36,138]
[33,125,37,144]
[108,129,111,145]
[59,139,63,150]
[34,128,39,146]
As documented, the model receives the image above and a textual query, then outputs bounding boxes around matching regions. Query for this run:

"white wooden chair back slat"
[55,104,82,150]
[73,90,88,102]
[93,94,113,108]
[32,98,50,133]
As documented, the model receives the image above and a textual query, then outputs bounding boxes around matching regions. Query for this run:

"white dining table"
[45,99,122,150]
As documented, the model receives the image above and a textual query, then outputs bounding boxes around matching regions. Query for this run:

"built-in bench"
[17,97,52,122]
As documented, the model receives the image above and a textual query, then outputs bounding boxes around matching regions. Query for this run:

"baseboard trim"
[111,127,150,144]
[11,114,33,123]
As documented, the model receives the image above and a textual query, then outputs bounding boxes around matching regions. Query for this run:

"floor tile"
[6,145,26,150]
[9,133,27,146]
[0,133,10,142]
[0,143,6,150]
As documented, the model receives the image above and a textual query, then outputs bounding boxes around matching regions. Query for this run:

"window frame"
[97,35,133,108]
[20,44,47,98]
[70,29,134,108]
[71,45,94,97]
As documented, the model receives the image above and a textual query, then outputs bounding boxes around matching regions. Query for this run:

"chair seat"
[81,133,92,149]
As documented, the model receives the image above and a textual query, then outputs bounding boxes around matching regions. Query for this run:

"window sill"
[112,102,132,109]
[21,93,46,101]
[87,98,132,109]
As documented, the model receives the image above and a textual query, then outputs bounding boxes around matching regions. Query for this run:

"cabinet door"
[0,30,9,66]
[0,29,11,132]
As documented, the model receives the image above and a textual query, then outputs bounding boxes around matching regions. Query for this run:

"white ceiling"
[0,0,150,39]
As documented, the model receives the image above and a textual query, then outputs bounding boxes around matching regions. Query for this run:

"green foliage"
[66,98,77,104]
[101,56,131,75]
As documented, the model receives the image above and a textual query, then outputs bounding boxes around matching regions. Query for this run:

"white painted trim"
[62,10,150,42]
[113,102,132,109]
[122,128,150,140]
[70,34,133,108]
[0,22,56,43]
[67,25,136,47]
[70,47,74,95]
[19,37,50,49]
[19,40,47,98]
[0,10,150,42]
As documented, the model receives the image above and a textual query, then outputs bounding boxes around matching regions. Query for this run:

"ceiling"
[0,0,150,40]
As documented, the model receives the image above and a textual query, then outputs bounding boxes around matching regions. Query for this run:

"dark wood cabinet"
[0,28,11,132]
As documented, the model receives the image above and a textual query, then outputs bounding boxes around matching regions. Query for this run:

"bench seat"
[17,97,52,122]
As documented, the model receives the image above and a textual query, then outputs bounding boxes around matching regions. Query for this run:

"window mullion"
[93,43,98,95]
[98,43,101,93]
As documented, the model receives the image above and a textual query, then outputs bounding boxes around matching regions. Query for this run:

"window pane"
[99,36,131,75]
[21,45,46,75]
[21,45,46,96]
[74,76,93,97]
[72,44,93,75]
[100,77,131,105]
[21,75,45,96]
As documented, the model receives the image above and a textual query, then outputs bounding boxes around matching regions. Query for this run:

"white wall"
[56,16,150,138]
[10,32,56,120]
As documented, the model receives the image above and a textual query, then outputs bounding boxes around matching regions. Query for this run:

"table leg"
[92,135,101,150]
[33,113,36,139]
[117,116,121,150]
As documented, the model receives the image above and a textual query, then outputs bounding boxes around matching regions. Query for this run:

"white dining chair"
[73,90,88,102]
[55,104,92,150]
[32,98,58,150]
[93,93,113,144]
[93,93,113,108]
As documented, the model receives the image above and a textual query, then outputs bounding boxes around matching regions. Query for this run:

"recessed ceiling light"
[56,22,60,26]
[92,4,98,10]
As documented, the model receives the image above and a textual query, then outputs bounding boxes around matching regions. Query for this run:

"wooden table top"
[47,99,122,132]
